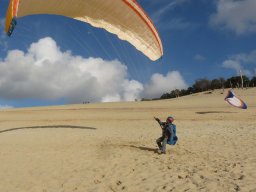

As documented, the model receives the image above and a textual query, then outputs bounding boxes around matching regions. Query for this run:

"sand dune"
[0,88,255,192]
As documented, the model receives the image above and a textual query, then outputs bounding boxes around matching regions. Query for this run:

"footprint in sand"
[238,175,245,180]
[115,180,126,191]
[94,179,101,184]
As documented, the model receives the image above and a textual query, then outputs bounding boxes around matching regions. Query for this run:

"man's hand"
[154,117,160,122]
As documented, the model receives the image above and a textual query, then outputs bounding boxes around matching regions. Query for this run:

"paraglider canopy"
[224,89,247,109]
[5,0,163,61]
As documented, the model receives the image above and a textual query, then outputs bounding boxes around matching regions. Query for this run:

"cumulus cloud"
[209,0,256,35]
[0,37,144,103]
[143,71,188,99]
[222,50,256,76]
[0,37,187,103]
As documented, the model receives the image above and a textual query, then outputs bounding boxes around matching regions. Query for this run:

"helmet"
[166,116,174,123]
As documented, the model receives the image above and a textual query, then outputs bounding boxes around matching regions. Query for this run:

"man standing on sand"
[154,116,176,154]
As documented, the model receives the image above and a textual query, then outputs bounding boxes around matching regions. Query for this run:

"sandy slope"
[0,88,255,192]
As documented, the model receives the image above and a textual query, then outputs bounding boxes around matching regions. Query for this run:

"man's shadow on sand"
[127,145,159,154]
[0,125,97,134]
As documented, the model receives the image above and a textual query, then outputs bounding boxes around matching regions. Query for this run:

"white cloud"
[230,50,256,63]
[152,0,190,23]
[194,54,206,62]
[0,37,144,103]
[0,18,8,50]
[0,37,188,103]
[222,50,256,77]
[210,0,256,35]
[123,80,144,101]
[160,18,195,31]
[143,71,188,99]
[0,104,13,109]
[222,59,244,73]
[0,18,5,31]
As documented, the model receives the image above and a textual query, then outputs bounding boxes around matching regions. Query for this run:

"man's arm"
[154,117,165,128]
[154,117,160,122]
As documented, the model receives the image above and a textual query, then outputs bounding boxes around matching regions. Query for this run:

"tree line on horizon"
[142,75,256,101]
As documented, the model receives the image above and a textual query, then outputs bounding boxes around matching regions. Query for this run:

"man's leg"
[156,136,164,150]
[161,136,168,154]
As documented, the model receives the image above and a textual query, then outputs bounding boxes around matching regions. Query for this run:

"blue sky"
[0,0,255,108]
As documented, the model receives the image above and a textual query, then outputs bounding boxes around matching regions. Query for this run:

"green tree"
[211,78,223,89]
[243,75,250,88]
[160,93,171,99]
[193,78,211,92]
[187,87,194,94]
[250,76,256,87]
[225,76,249,88]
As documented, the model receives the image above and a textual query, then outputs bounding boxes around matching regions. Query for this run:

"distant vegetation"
[141,75,256,101]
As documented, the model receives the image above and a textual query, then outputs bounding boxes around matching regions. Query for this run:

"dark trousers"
[156,136,168,152]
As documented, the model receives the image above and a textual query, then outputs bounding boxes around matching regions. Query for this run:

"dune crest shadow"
[0,125,97,134]
[196,111,236,114]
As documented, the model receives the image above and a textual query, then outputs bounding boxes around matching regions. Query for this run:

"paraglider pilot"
[154,116,175,154]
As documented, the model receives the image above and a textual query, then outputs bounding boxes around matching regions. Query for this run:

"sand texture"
[0,88,255,192]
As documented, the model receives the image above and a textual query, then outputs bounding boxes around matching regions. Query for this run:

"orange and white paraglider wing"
[5,0,163,61]
[224,89,247,109]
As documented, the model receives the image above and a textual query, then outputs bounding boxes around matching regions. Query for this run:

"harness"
[166,124,178,145]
